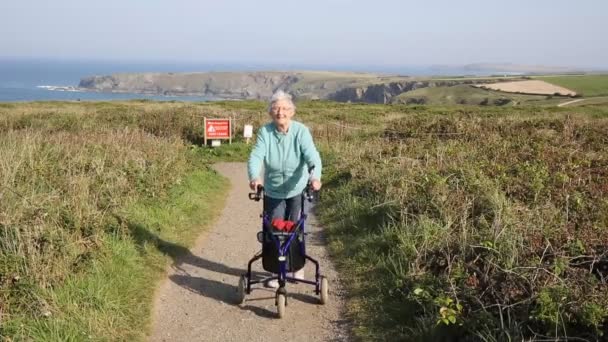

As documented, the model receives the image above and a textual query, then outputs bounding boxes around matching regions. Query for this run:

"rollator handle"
[248,185,264,201]
[305,165,318,202]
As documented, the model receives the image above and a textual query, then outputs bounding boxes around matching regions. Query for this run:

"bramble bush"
[317,108,608,340]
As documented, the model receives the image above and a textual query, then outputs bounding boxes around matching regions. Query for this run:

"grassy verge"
[2,166,228,341]
[0,101,244,341]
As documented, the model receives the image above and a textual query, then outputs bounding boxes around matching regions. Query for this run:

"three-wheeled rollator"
[236,168,329,318]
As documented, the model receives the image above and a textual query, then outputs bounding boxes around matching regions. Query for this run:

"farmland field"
[392,84,560,106]
[473,80,577,96]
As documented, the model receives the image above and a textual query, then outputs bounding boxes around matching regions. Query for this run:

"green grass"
[3,168,228,341]
[2,100,608,341]
[194,141,253,162]
[535,75,608,97]
[0,101,241,340]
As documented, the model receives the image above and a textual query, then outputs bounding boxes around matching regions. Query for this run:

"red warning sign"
[205,118,231,139]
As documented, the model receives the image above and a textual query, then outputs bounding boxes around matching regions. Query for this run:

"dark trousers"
[263,194,304,222]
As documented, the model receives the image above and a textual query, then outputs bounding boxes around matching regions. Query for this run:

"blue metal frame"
[244,171,322,299]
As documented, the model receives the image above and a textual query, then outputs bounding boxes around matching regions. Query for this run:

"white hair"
[268,90,296,112]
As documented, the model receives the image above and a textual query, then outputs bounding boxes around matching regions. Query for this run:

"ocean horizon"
[0,58,227,102]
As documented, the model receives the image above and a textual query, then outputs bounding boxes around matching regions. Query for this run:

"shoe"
[265,278,279,289]
[293,268,305,280]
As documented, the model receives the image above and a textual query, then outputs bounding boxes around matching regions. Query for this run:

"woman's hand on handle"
[311,179,322,191]
[249,179,263,191]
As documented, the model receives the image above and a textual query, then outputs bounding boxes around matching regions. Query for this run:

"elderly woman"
[248,90,322,286]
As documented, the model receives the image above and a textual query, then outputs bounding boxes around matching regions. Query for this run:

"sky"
[1,0,607,69]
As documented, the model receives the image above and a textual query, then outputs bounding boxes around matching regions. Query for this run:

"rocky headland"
[78,71,522,104]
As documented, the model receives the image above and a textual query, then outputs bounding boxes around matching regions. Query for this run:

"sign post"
[243,124,253,144]
[204,117,232,147]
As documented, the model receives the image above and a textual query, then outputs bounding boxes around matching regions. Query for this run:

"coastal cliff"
[78,71,521,103]
[79,72,300,99]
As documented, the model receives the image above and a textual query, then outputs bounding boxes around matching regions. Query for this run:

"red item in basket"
[271,218,296,232]
[272,218,285,230]
[284,220,295,231]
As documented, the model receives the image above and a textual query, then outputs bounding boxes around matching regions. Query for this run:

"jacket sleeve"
[247,128,266,181]
[300,127,322,180]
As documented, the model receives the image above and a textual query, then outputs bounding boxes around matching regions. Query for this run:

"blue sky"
[1,0,606,68]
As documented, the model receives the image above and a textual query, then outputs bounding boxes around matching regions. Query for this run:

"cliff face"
[78,72,300,99]
[329,81,430,103]
[327,79,501,104]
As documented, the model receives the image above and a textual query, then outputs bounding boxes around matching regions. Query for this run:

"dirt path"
[150,163,349,342]
[558,98,585,107]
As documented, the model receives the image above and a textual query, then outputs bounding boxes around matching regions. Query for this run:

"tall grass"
[2,99,607,340]
[0,101,233,340]
[1,129,185,286]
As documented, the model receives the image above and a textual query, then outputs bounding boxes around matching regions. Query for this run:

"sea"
[0,58,228,102]
[0,58,499,103]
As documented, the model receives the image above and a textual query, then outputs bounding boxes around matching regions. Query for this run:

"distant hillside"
[78,71,521,104]
[392,84,552,106]
[79,72,301,99]
[463,63,585,74]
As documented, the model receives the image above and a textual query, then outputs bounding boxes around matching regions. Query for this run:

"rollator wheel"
[320,276,329,305]
[277,293,286,318]
[237,275,247,304]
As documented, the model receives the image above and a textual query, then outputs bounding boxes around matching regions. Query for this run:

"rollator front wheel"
[320,276,329,305]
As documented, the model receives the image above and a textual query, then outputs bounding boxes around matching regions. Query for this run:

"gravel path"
[150,162,349,342]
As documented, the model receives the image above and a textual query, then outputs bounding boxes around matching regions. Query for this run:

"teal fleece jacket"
[247,121,322,199]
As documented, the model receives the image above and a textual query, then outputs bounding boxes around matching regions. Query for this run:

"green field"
[535,75,608,97]
[573,96,608,106]
[391,84,561,106]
